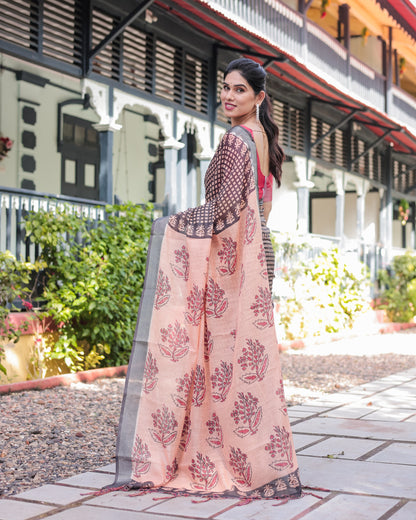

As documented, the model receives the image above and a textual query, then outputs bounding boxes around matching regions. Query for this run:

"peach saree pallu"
[113,126,302,500]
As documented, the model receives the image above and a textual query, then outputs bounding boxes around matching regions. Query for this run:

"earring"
[256,103,260,122]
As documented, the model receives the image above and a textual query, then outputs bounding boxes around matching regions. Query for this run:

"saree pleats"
[113,126,301,500]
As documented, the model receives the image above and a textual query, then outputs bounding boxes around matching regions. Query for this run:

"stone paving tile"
[361,408,415,422]
[292,417,416,442]
[44,504,185,520]
[367,442,416,465]
[376,386,416,398]
[375,375,414,383]
[288,405,331,413]
[57,471,115,489]
[293,433,325,451]
[363,396,416,409]
[297,493,399,520]
[344,386,373,395]
[308,393,357,405]
[288,410,318,418]
[95,463,116,473]
[388,501,416,519]
[297,455,416,499]
[398,380,416,388]
[147,496,240,518]
[321,404,376,419]
[86,490,173,510]
[13,484,88,505]
[215,493,329,519]
[0,499,55,520]
[352,382,397,393]
[299,437,383,460]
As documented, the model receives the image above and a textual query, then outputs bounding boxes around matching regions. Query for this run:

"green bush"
[275,243,370,340]
[378,252,416,323]
[24,202,153,372]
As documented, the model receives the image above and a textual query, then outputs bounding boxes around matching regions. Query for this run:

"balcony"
[391,85,416,135]
[209,0,414,126]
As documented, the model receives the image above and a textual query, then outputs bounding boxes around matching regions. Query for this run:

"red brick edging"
[0,365,128,395]
[2,322,415,395]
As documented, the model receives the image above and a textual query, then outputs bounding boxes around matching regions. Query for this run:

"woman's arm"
[262,174,273,222]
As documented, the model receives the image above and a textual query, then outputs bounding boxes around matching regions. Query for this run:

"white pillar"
[292,157,315,235]
[195,150,214,205]
[333,170,345,246]
[350,177,370,241]
[162,137,184,215]
[177,136,188,212]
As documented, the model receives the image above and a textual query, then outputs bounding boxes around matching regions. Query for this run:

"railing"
[208,0,415,122]
[391,246,412,258]
[211,0,304,58]
[0,186,163,262]
[350,57,385,112]
[271,231,390,297]
[0,187,107,262]
[306,21,348,87]
[391,86,416,135]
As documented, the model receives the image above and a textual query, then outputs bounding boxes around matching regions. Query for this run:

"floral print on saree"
[113,126,301,501]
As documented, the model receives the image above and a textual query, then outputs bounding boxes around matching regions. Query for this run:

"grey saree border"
[230,125,259,200]
[113,216,168,486]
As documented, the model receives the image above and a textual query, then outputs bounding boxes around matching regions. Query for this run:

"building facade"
[1,0,416,269]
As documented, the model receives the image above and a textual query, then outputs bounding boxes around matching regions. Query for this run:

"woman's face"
[221,70,263,123]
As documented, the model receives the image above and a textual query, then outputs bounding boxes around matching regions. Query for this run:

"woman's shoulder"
[214,128,253,161]
[222,125,254,146]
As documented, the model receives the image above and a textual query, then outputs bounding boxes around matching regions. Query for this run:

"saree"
[113,125,301,500]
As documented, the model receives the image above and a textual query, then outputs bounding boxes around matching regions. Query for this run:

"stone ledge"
[0,365,128,395]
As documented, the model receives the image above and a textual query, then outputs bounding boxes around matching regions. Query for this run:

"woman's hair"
[224,58,284,187]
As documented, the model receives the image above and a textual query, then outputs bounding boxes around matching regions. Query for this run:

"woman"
[112,58,302,501]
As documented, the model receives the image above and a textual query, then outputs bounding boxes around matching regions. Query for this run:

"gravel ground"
[1,330,415,498]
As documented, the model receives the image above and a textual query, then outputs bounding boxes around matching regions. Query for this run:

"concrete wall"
[0,54,163,205]
[311,197,336,237]
[268,161,299,233]
[351,36,383,76]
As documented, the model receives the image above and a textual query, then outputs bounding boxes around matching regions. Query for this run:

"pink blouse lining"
[240,126,273,202]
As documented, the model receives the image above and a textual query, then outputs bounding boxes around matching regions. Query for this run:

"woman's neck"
[231,113,257,128]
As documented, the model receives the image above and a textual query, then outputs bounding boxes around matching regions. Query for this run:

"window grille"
[216,69,227,124]
[122,25,153,93]
[372,150,382,183]
[154,39,182,104]
[0,0,39,50]
[273,100,289,148]
[334,128,345,168]
[289,106,305,152]
[91,9,120,80]
[393,161,410,193]
[273,100,304,152]
[42,0,82,66]
[184,54,208,114]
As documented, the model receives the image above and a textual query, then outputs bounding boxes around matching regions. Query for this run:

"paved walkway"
[1,357,416,519]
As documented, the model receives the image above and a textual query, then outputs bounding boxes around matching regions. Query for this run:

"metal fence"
[271,231,387,297]
[0,186,163,262]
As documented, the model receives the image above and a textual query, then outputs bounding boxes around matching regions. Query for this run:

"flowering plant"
[320,0,331,18]
[399,199,409,226]
[0,136,13,160]
[361,27,369,45]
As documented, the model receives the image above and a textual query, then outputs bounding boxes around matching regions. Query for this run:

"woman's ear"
[257,90,266,106]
